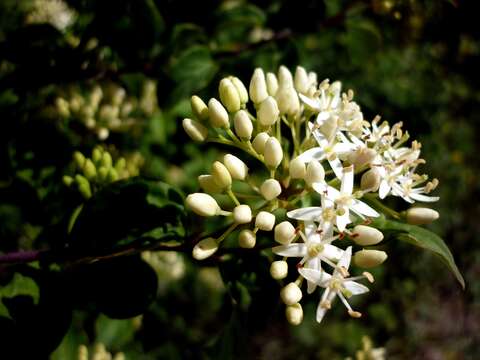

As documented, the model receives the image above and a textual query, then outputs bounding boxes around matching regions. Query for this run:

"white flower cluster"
[183,65,440,325]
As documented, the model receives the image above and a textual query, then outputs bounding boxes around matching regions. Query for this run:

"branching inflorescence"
[183,65,440,325]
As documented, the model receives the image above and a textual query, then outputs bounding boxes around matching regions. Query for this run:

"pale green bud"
[278,65,294,88]
[353,249,388,268]
[251,132,270,154]
[55,97,70,117]
[264,137,283,170]
[305,160,325,186]
[211,161,232,189]
[98,166,109,181]
[193,237,218,260]
[112,87,126,106]
[275,84,300,116]
[360,168,381,192]
[233,110,253,140]
[223,154,248,180]
[270,260,288,279]
[257,96,280,127]
[62,175,74,186]
[280,282,302,306]
[406,207,439,225]
[208,98,229,128]
[198,175,223,194]
[294,66,309,94]
[83,159,97,180]
[249,68,268,104]
[73,151,86,169]
[183,118,209,142]
[289,157,306,179]
[101,152,113,169]
[308,71,318,87]
[78,344,88,360]
[260,178,282,200]
[274,221,296,245]
[92,147,103,164]
[352,225,384,246]
[115,157,126,173]
[238,229,256,248]
[219,78,241,113]
[230,76,249,104]
[75,174,91,199]
[255,211,276,231]
[191,95,209,121]
[186,193,221,217]
[285,303,303,325]
[233,205,252,224]
[107,168,118,182]
[266,72,278,96]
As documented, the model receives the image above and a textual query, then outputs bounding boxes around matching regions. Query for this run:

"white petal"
[343,281,369,295]
[297,147,324,163]
[316,111,331,123]
[341,165,354,194]
[323,244,345,262]
[287,207,323,221]
[351,199,380,218]
[328,157,344,179]
[298,268,331,286]
[379,180,390,199]
[316,289,337,323]
[336,208,351,232]
[304,221,317,238]
[299,93,320,110]
[272,244,307,257]
[334,142,357,156]
[337,246,352,270]
[410,193,440,202]
[305,258,322,294]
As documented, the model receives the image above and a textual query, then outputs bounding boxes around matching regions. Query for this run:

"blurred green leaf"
[0,272,39,319]
[372,216,465,289]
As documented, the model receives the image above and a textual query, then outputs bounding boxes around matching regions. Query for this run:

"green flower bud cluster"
[63,146,135,199]
[78,343,125,360]
[55,80,158,140]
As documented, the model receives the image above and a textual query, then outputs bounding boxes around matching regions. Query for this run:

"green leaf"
[371,216,465,289]
[0,272,39,319]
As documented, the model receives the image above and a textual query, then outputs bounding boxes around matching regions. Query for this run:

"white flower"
[313,166,379,231]
[298,247,372,323]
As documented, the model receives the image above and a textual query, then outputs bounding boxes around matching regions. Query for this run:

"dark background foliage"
[0,0,478,358]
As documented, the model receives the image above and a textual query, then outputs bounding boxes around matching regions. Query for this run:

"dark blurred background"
[0,0,478,359]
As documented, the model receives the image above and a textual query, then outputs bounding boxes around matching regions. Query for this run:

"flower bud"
[348,147,377,169]
[233,110,253,140]
[406,207,439,225]
[274,221,296,244]
[238,229,256,248]
[107,168,118,182]
[289,157,306,179]
[74,151,86,169]
[252,132,270,154]
[257,96,280,127]
[223,154,248,180]
[193,237,219,260]
[360,168,381,192]
[63,175,74,186]
[230,76,248,104]
[264,137,283,169]
[280,282,302,306]
[183,118,209,142]
[353,249,388,268]
[83,159,97,180]
[198,175,223,193]
[191,95,209,121]
[305,160,325,186]
[255,211,276,231]
[308,72,318,87]
[186,193,221,216]
[270,260,288,279]
[92,147,102,164]
[211,161,232,189]
[275,85,300,116]
[233,205,252,224]
[249,68,268,104]
[294,66,309,94]
[285,303,303,326]
[75,174,91,199]
[208,98,229,128]
[101,152,112,169]
[98,166,109,181]
[352,225,384,246]
[260,178,282,200]
[115,157,126,173]
[278,65,293,88]
[219,78,241,113]
[266,72,278,96]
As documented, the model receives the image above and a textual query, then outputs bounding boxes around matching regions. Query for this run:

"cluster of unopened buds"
[183,65,440,325]
[55,81,158,140]
[78,343,125,360]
